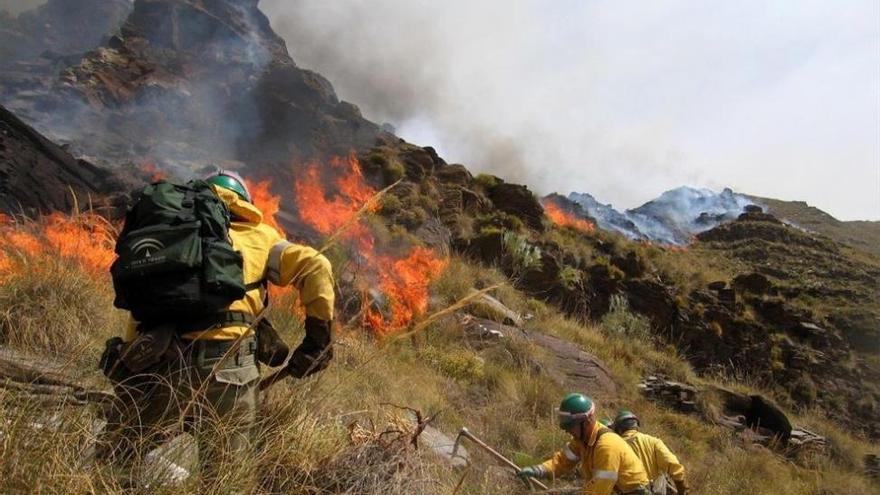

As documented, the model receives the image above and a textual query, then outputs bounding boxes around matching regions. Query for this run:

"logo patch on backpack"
[111,180,247,323]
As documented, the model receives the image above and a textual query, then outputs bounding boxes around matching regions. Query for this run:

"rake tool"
[451,427,549,492]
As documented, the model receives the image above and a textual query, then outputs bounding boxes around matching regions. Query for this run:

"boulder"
[487,183,544,231]
[435,164,473,186]
[733,273,774,295]
[414,218,452,256]
[622,279,679,332]
[463,317,618,398]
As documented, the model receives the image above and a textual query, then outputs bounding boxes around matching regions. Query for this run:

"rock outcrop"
[0,104,129,215]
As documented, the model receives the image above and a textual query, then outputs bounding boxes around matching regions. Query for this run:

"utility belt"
[177,310,256,334]
[181,334,257,366]
[100,311,259,379]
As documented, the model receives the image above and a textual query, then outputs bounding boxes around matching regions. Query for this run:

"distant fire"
[543,201,595,234]
[294,153,447,335]
[0,212,116,279]
[140,162,166,182]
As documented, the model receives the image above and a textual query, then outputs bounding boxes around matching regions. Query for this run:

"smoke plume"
[261,0,880,220]
[0,1,45,16]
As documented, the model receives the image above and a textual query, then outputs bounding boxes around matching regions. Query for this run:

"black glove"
[256,318,290,367]
[674,479,688,495]
[287,317,333,378]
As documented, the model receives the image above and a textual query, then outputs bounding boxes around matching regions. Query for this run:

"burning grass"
[0,249,877,494]
[0,212,116,280]
[542,200,595,234]
[293,154,448,335]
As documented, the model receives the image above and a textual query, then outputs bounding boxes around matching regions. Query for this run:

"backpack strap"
[245,279,266,292]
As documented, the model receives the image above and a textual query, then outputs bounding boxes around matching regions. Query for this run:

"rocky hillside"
[0,2,878,491]
[0,0,386,173]
[0,104,131,214]
[746,194,880,258]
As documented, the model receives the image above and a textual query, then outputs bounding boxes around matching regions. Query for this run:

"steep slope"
[0,0,131,63]
[746,194,880,257]
[2,0,878,447]
[1,0,387,172]
[0,104,131,214]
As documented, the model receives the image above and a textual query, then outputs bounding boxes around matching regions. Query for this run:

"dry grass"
[0,249,877,494]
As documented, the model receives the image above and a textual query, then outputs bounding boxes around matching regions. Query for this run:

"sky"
[262,0,880,220]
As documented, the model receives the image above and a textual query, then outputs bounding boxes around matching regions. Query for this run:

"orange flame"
[294,154,377,253]
[366,247,448,336]
[294,154,446,335]
[246,178,285,235]
[543,201,595,234]
[140,162,166,182]
[0,212,116,279]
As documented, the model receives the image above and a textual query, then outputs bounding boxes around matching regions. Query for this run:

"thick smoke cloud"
[261,0,880,220]
[0,1,45,15]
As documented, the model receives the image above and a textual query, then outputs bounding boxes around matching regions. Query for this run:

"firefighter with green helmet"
[518,393,651,495]
[98,170,335,484]
[613,409,688,495]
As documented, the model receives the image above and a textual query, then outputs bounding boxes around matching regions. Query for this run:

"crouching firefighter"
[97,170,335,481]
[613,410,688,495]
[518,393,651,495]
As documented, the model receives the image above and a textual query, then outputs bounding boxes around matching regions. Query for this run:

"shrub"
[502,231,542,273]
[599,294,652,340]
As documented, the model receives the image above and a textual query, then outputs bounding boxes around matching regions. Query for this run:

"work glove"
[287,317,333,378]
[516,465,545,480]
[674,479,688,495]
[256,318,290,367]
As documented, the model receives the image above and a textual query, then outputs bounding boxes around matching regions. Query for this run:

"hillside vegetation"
[747,194,880,258]
[0,211,878,494]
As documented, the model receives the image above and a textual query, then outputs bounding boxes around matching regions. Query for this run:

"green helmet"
[206,170,251,203]
[599,418,613,427]
[557,393,595,429]
[613,409,640,432]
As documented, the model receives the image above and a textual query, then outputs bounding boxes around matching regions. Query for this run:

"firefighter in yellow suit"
[613,410,688,495]
[518,393,651,495]
[99,171,335,485]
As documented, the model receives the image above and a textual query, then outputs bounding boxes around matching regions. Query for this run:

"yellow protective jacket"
[538,425,649,495]
[620,430,685,485]
[124,185,335,341]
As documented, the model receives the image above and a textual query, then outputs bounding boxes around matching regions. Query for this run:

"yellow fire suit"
[124,184,335,341]
[538,425,650,495]
[620,429,686,489]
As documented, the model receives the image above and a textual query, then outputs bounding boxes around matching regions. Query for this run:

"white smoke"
[260,0,880,220]
[569,187,755,245]
[0,0,45,16]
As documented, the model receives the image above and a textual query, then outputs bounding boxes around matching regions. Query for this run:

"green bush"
[502,231,542,273]
[599,294,652,340]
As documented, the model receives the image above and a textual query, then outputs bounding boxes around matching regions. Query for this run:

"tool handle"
[459,429,550,491]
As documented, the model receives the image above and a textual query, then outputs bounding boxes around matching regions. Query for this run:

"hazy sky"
[262,0,879,220]
[0,0,44,15]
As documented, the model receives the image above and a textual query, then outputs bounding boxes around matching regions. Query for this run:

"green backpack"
[110,180,247,324]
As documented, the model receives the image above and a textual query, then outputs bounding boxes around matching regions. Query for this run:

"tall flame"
[246,178,285,235]
[366,247,448,336]
[293,153,446,335]
[543,201,595,234]
[0,212,116,279]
